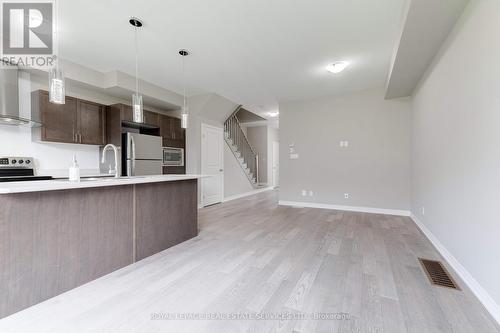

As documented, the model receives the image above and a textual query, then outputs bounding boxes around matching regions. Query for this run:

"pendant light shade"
[179,49,190,129]
[49,0,65,104]
[132,93,143,123]
[130,17,144,123]
[49,60,65,104]
[181,109,188,129]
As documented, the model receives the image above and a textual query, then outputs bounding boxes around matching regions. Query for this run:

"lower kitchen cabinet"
[135,180,197,260]
[0,179,198,319]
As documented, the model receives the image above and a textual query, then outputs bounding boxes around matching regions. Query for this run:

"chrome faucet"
[101,144,120,178]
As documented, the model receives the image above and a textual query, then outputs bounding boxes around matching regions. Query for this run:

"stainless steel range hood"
[0,63,41,126]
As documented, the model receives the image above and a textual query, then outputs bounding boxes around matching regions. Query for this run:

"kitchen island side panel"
[135,179,198,261]
[0,185,134,318]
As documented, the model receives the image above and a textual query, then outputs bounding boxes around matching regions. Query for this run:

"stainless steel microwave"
[162,147,184,166]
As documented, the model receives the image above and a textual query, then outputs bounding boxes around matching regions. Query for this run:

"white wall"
[224,143,254,197]
[246,126,268,183]
[184,93,259,203]
[411,0,500,315]
[279,88,411,211]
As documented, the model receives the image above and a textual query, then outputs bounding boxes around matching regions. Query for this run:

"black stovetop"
[0,175,53,182]
[0,163,53,182]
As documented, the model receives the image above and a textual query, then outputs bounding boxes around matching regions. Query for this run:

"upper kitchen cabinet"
[32,90,106,145]
[159,114,172,140]
[112,104,159,127]
[144,111,159,127]
[77,101,106,145]
[106,104,161,146]
[159,114,185,147]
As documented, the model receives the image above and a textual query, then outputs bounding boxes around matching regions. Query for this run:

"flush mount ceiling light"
[267,111,279,118]
[179,49,190,129]
[130,17,144,123]
[326,61,350,74]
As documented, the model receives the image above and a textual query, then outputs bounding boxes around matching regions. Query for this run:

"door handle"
[219,169,223,172]
[130,135,136,160]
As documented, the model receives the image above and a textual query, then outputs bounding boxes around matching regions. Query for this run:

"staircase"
[224,106,260,188]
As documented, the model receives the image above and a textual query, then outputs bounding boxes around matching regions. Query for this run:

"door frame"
[201,123,224,207]
[272,141,279,187]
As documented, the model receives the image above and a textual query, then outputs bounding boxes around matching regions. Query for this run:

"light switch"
[290,154,299,159]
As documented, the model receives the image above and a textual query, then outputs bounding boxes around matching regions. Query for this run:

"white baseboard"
[223,186,274,203]
[410,213,500,325]
[278,200,410,217]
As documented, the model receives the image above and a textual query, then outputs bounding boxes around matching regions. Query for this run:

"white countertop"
[0,175,205,194]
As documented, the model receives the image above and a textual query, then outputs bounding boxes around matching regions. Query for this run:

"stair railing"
[224,110,259,184]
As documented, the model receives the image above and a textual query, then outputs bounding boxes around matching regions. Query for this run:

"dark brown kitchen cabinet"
[35,91,77,143]
[172,118,184,141]
[121,105,133,122]
[116,104,158,127]
[32,90,106,145]
[159,114,185,146]
[159,115,173,140]
[77,101,106,145]
[144,111,159,127]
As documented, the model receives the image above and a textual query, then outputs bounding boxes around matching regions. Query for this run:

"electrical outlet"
[422,206,425,216]
[344,193,349,199]
[344,141,349,147]
[308,190,313,197]
[302,190,307,196]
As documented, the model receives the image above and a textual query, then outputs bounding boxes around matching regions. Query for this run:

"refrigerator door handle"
[130,135,136,160]
[127,160,134,176]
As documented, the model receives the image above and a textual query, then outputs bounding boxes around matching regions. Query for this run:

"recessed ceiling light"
[267,111,279,118]
[326,61,349,74]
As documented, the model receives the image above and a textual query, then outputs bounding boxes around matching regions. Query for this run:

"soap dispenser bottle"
[69,155,80,182]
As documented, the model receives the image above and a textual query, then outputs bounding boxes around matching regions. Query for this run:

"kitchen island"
[0,175,202,318]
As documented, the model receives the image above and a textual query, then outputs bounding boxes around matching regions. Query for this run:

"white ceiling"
[60,0,406,114]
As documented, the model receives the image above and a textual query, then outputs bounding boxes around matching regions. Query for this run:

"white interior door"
[272,141,279,187]
[201,124,224,206]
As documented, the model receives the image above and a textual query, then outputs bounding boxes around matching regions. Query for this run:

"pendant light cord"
[182,54,186,111]
[56,0,61,68]
[134,26,139,96]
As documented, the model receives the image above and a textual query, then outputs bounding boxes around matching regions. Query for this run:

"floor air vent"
[419,258,460,290]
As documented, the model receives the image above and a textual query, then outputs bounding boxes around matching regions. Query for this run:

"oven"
[162,147,184,166]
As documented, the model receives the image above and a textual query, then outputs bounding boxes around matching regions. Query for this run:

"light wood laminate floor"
[0,190,498,333]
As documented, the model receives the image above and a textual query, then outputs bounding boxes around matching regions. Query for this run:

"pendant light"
[130,17,144,123]
[49,0,65,104]
[179,49,190,129]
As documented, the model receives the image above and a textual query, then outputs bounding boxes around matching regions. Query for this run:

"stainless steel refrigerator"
[122,132,163,176]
